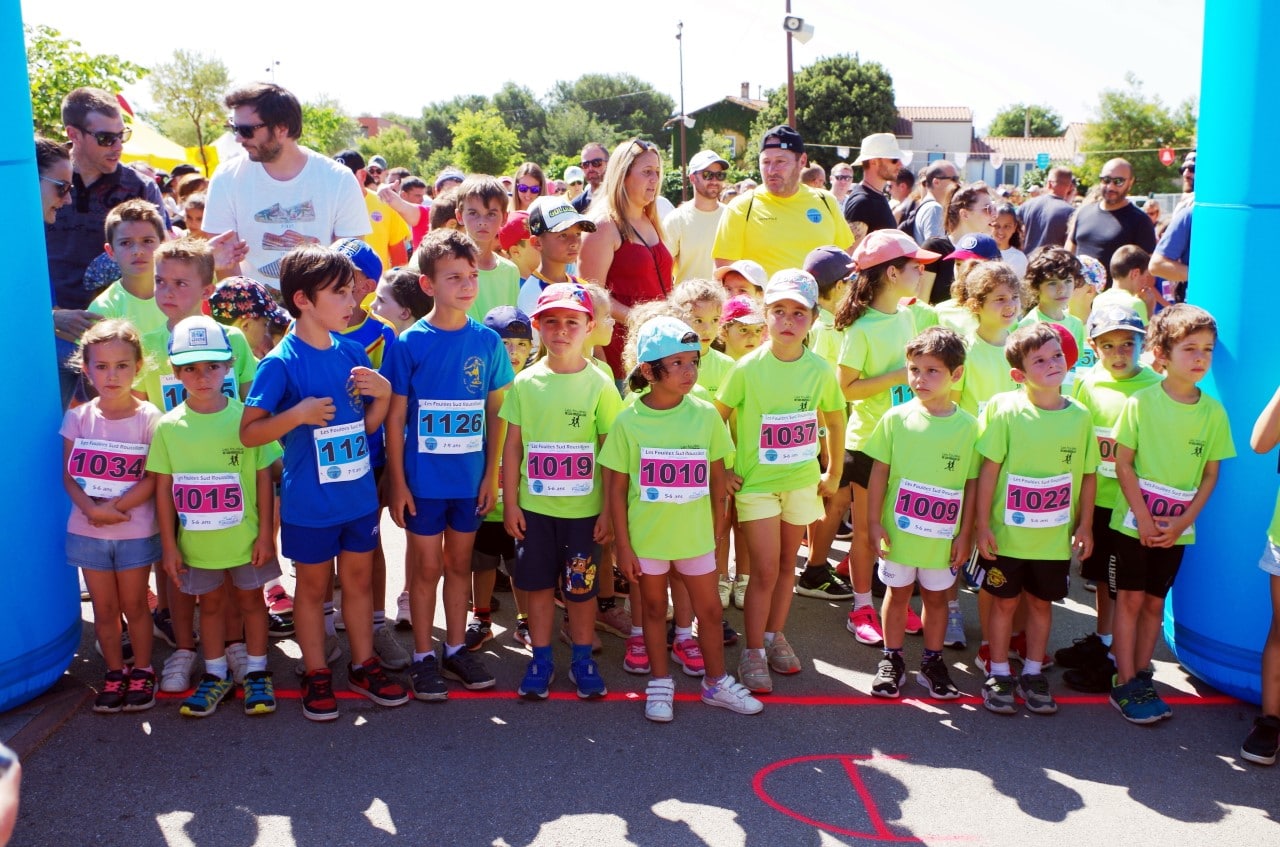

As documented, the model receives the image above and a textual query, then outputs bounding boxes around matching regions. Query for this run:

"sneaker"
[570,657,608,699]
[1110,676,1163,724]
[225,642,249,685]
[1241,715,1280,766]
[595,603,633,638]
[92,670,127,714]
[982,674,1018,715]
[645,677,676,721]
[721,619,739,647]
[671,636,706,677]
[975,644,991,676]
[732,575,749,610]
[512,619,532,648]
[394,591,412,629]
[160,649,197,693]
[443,650,496,690]
[835,514,853,541]
[302,669,338,721]
[348,657,409,706]
[623,634,651,674]
[701,674,763,715]
[904,605,924,636]
[264,584,293,616]
[1136,670,1172,720]
[917,656,962,700]
[1063,657,1116,693]
[834,555,850,578]
[795,567,854,600]
[1009,631,1054,669]
[243,671,276,715]
[374,626,411,670]
[267,612,295,638]
[846,606,884,646]
[122,668,157,712]
[872,653,905,698]
[738,650,772,694]
[1083,579,1098,593]
[560,620,603,654]
[518,658,555,700]
[1016,672,1058,715]
[294,635,342,676]
[718,577,732,609]
[765,632,802,675]
[98,630,135,665]
[333,607,345,632]
[409,655,448,702]
[944,607,966,649]
[1053,633,1108,669]
[179,673,234,718]
[152,609,177,648]
[464,619,494,652]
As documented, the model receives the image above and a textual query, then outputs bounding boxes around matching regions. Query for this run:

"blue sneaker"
[1110,676,1163,725]
[1136,670,1172,720]
[242,671,276,716]
[518,659,555,700]
[179,673,234,718]
[569,657,607,699]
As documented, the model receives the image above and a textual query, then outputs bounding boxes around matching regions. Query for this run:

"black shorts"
[982,556,1070,602]
[1110,532,1186,598]
[841,449,874,489]
[473,520,514,568]
[1081,507,1119,584]
[513,510,601,600]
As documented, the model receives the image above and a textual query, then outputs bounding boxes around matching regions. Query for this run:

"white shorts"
[638,551,717,577]
[1259,540,1280,577]
[879,558,958,592]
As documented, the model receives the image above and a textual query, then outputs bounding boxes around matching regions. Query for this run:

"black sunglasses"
[700,170,727,181]
[226,121,267,139]
[580,157,606,169]
[75,126,131,147]
[41,175,72,197]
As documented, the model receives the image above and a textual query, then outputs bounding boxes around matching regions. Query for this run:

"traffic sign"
[1036,153,1050,169]
[1159,147,1176,166]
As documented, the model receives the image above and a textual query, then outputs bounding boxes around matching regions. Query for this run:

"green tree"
[539,103,618,162]
[1082,73,1197,195]
[450,108,522,176]
[412,94,489,158]
[549,73,674,141]
[299,97,359,155]
[25,24,148,137]
[493,82,548,156]
[751,55,896,173]
[986,103,1065,137]
[147,49,230,175]
[357,126,421,172]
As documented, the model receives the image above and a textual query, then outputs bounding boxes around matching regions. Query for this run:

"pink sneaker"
[265,585,293,616]
[905,605,924,636]
[846,605,884,646]
[623,634,650,674]
[671,636,705,677]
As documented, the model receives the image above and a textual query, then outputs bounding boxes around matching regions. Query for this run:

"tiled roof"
[976,123,1087,161]
[897,106,974,122]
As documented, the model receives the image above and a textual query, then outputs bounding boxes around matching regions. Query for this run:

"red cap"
[1048,322,1079,370]
[498,212,531,252]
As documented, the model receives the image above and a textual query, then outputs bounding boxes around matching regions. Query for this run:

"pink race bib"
[68,438,147,498]
[526,442,595,497]
[638,448,709,504]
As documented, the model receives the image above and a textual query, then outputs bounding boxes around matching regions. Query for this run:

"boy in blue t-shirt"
[384,229,515,700]
[241,245,409,722]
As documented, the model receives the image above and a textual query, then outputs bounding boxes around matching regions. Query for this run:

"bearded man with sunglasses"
[1065,158,1156,281]
[204,83,370,287]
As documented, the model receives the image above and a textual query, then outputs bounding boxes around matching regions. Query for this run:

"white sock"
[205,655,228,680]
[445,643,463,658]
[1023,659,1043,675]
[246,654,268,673]
[853,591,873,609]
[413,651,435,663]
[675,626,693,640]
[630,625,644,637]
[764,631,776,645]
[990,661,1012,677]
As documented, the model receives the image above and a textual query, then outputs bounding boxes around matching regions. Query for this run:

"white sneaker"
[395,591,412,629]
[374,626,411,670]
[225,642,249,685]
[160,649,197,693]
[333,607,345,632]
[718,577,732,610]
[732,574,749,610]
[701,674,763,715]
[644,677,675,723]
[294,635,342,676]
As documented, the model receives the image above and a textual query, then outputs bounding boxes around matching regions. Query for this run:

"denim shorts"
[67,533,161,572]
[179,559,283,596]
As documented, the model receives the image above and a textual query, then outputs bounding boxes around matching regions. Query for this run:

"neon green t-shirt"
[838,307,916,451]
[90,281,168,337]
[499,359,623,518]
[136,323,258,412]
[1110,383,1235,545]
[955,333,1017,419]
[934,299,978,338]
[467,256,522,323]
[1070,365,1163,511]
[1268,489,1280,547]
[145,399,281,569]
[598,395,734,560]
[808,307,842,372]
[697,348,736,397]
[717,345,845,495]
[906,300,939,332]
[1091,287,1148,323]
[976,390,1099,560]
[862,401,980,569]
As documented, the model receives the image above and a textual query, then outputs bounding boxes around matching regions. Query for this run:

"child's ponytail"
[833,257,910,331]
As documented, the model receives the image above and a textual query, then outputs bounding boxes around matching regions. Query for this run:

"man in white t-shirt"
[203,83,370,285]
[663,149,728,283]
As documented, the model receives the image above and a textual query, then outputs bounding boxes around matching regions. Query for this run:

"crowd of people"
[39,81,1278,765]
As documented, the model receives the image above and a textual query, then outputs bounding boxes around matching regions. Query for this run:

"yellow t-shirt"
[363,190,411,273]
[712,187,854,277]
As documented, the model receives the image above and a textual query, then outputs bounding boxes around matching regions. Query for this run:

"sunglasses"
[699,170,727,181]
[368,167,384,175]
[580,157,607,169]
[226,121,267,139]
[75,126,131,147]
[41,175,72,197]
[1181,165,1195,174]
[516,184,542,194]
[833,174,854,181]
[1097,176,1129,186]
[632,139,657,153]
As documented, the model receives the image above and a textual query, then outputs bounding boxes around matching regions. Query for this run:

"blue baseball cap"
[484,305,533,341]
[944,232,1001,261]
[332,237,383,282]
[636,316,701,364]
[764,269,819,309]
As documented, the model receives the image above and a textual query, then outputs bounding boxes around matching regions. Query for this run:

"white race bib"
[758,410,818,465]
[68,438,147,498]
[417,399,484,454]
[172,472,243,531]
[1095,426,1118,478]
[526,441,595,497]
[314,420,370,484]
[1004,472,1072,528]
[893,478,962,539]
[638,448,709,504]
[159,372,236,412]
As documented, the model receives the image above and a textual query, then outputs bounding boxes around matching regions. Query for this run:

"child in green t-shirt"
[1019,248,1089,371]
[955,262,1023,419]
[1109,305,1235,724]
[718,295,765,361]
[975,323,1098,717]
[91,198,166,337]
[864,327,978,700]
[1243,385,1280,766]
[602,316,760,722]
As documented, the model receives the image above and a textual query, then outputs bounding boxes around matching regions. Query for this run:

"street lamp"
[265,59,280,83]
[677,22,687,202]
[782,9,815,128]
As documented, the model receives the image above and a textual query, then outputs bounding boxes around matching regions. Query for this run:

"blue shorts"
[67,533,161,572]
[405,496,482,537]
[281,512,380,564]
[514,510,601,600]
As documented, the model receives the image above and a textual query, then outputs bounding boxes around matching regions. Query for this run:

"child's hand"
[817,468,840,498]
[1149,515,1189,548]
[86,500,128,527]
[475,484,496,517]
[950,531,974,569]
[387,481,414,529]
[1134,513,1161,547]
[593,512,613,545]
[504,503,527,541]
[1072,523,1094,560]
[725,472,744,496]
[251,534,276,568]
[869,521,890,557]
[976,525,999,560]
[295,396,336,427]
[615,544,641,583]
[162,547,186,587]
[351,366,390,400]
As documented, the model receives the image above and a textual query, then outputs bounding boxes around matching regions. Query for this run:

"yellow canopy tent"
[119,120,193,173]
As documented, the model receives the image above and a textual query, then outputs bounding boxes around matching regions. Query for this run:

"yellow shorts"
[735,488,824,526]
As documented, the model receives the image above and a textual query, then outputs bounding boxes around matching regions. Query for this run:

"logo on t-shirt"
[942,453,960,472]
[806,208,822,223]
[223,447,242,468]
[463,356,485,395]
[1189,439,1205,458]
[345,373,364,413]
[794,396,811,412]
[1059,446,1076,466]
[564,408,588,429]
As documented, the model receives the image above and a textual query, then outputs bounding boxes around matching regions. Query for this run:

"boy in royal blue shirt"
[240,245,409,722]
